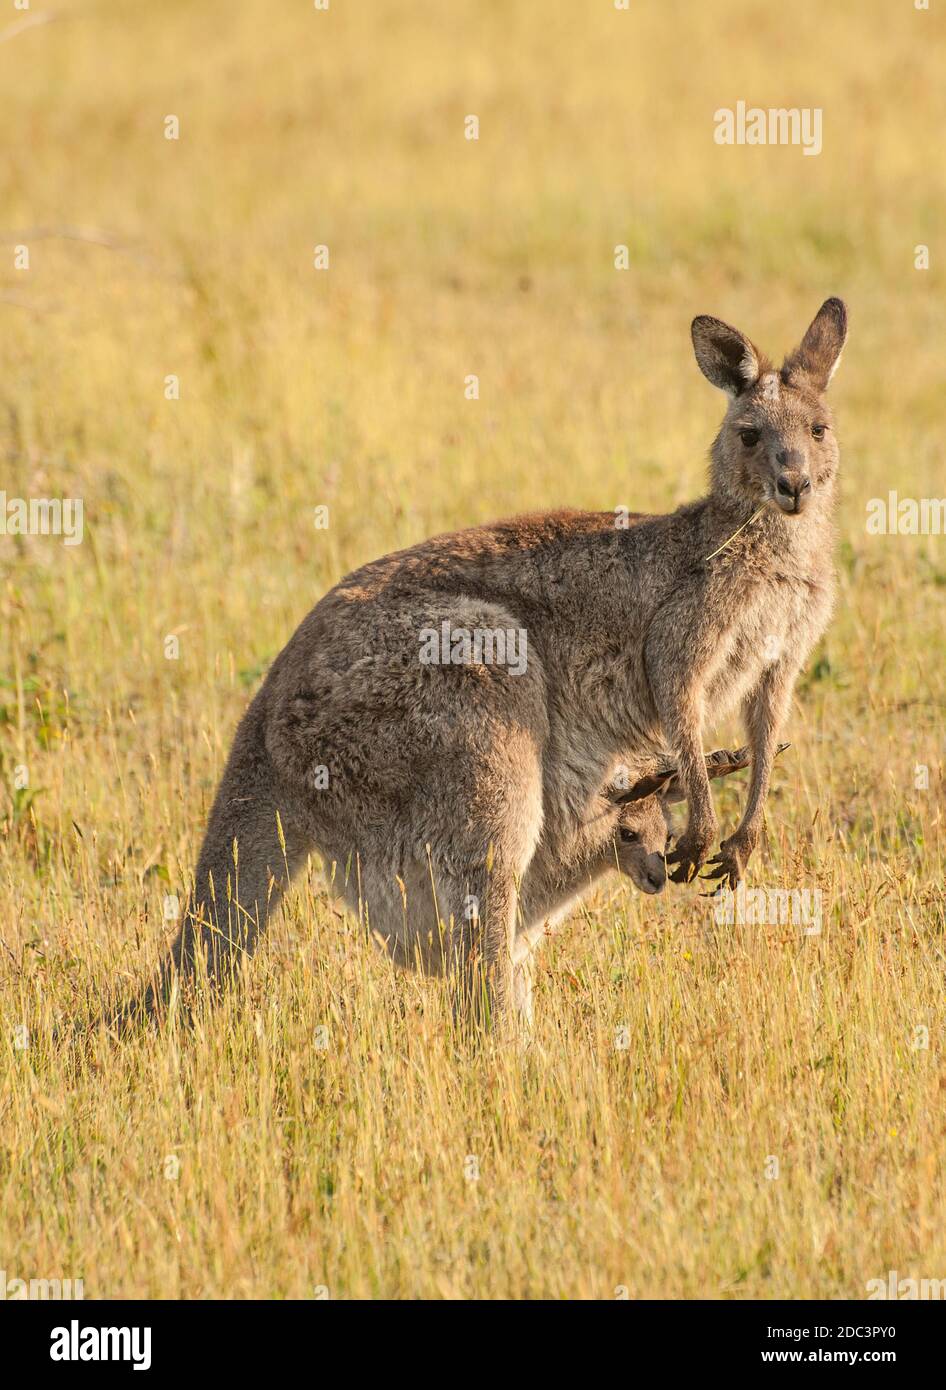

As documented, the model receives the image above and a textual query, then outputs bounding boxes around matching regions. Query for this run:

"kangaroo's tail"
[113,687,312,1031]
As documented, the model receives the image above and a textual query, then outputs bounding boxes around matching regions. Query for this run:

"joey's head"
[613,795,671,895]
[609,745,787,893]
[691,298,847,519]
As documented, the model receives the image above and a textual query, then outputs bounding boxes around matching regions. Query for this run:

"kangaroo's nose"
[776,474,811,501]
[775,456,812,512]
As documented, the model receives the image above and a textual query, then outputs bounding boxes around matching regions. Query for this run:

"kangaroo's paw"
[700,832,755,891]
[666,827,715,884]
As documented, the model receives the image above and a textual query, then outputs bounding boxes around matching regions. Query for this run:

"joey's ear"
[611,744,788,808]
[612,772,674,805]
[648,744,789,805]
[782,297,847,391]
[650,748,754,805]
[691,315,761,397]
[659,773,687,805]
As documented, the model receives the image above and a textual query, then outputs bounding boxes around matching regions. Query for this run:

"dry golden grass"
[1,0,944,1298]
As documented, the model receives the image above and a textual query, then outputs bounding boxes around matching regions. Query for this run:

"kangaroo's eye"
[739,429,760,448]
[619,827,639,844]
[811,424,826,440]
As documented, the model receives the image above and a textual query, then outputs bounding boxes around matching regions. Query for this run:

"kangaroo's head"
[691,298,847,519]
[613,795,672,894]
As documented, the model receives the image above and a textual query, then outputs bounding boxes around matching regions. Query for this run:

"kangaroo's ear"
[691,315,761,397]
[782,297,847,391]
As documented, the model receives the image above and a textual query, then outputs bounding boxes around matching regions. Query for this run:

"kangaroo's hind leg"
[278,592,549,1030]
[339,825,540,1033]
[444,862,523,1033]
[333,733,544,1031]
[511,944,537,1029]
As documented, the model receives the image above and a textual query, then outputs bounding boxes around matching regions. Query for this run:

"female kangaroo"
[149,299,845,1029]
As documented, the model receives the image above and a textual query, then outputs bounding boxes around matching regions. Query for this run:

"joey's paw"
[700,833,755,892]
[666,829,715,884]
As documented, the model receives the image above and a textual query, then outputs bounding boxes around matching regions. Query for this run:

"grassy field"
[1,0,945,1299]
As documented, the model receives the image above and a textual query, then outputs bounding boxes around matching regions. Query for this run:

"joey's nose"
[644,861,666,894]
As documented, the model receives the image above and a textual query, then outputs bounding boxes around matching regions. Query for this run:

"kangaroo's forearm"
[671,710,716,822]
[648,678,716,838]
[736,663,797,839]
[644,608,725,833]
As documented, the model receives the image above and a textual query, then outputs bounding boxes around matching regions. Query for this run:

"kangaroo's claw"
[666,841,708,884]
[699,860,729,880]
[699,881,727,899]
[701,848,742,890]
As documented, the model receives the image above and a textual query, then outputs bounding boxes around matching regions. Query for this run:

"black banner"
[4,1298,940,1375]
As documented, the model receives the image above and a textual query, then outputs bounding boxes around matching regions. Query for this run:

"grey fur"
[147,300,845,1031]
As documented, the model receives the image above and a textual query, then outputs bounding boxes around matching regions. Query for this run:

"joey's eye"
[619,827,639,844]
[739,429,760,448]
[811,424,826,441]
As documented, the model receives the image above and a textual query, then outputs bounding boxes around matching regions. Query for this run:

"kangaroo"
[144,299,845,1031]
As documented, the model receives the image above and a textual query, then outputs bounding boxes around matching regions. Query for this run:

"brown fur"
[143,299,846,1031]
